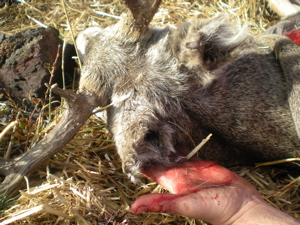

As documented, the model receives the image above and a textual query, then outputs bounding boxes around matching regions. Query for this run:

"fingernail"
[135,206,148,214]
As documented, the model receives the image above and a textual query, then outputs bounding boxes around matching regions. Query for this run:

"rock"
[0,27,76,109]
[0,0,13,8]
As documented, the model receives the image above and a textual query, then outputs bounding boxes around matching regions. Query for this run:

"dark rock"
[0,0,13,8]
[0,27,76,109]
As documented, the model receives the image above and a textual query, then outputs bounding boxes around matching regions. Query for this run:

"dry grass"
[0,0,299,224]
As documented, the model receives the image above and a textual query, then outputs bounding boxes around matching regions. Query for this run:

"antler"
[0,85,99,199]
[0,0,162,199]
[124,0,162,32]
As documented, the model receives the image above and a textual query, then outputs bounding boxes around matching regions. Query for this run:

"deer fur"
[77,6,300,180]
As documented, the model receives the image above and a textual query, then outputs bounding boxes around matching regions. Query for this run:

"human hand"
[131,159,300,225]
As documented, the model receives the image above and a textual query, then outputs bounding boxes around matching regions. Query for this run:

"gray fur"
[265,11,300,34]
[77,13,300,180]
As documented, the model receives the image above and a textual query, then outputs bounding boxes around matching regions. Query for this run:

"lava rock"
[0,27,76,109]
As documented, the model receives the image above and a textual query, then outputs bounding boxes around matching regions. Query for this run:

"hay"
[0,0,299,224]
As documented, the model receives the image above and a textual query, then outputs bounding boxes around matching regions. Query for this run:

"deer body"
[77,8,300,178]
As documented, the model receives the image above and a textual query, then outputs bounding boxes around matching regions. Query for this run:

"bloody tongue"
[284,28,300,45]
[141,160,237,195]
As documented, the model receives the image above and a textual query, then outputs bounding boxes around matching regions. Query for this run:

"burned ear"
[185,14,249,69]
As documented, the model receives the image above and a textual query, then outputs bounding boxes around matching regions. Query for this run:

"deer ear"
[185,14,249,69]
[76,27,103,64]
[124,0,162,33]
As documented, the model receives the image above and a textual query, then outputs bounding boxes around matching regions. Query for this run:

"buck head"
[76,0,163,107]
[76,0,186,178]
[76,1,257,179]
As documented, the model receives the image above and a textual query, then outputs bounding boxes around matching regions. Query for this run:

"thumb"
[131,191,215,220]
[131,192,190,215]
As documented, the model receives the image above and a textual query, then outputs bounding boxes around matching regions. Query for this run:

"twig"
[255,158,300,167]
[94,11,121,20]
[44,45,61,99]
[174,133,212,162]
[24,176,30,194]
[45,45,61,123]
[26,15,48,28]
[266,177,300,199]
[18,0,43,14]
[93,93,131,114]
[3,89,24,117]
[0,204,71,224]
[4,112,21,159]
[186,133,212,160]
[62,39,66,90]
[61,0,82,70]
[0,121,17,140]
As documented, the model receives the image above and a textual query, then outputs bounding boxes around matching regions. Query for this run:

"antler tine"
[0,86,99,199]
[124,0,162,32]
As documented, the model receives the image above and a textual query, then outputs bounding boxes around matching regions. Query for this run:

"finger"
[131,191,225,222]
[131,193,185,215]
[141,159,237,194]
